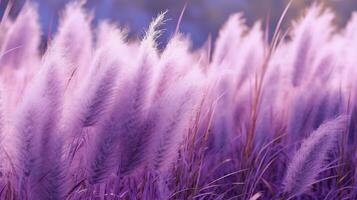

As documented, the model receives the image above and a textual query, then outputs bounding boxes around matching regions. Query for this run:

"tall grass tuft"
[283,116,348,197]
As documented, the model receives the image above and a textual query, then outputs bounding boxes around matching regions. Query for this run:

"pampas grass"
[0,3,40,70]
[13,50,66,199]
[283,116,348,198]
[0,2,357,199]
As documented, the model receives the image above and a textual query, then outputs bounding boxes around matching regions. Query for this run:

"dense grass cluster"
[0,2,356,200]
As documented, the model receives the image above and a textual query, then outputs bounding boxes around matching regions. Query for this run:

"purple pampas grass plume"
[212,13,246,68]
[150,72,202,171]
[81,67,118,128]
[52,1,92,83]
[86,13,163,183]
[63,22,124,163]
[75,58,121,184]
[65,49,120,133]
[116,13,164,175]
[283,115,348,197]
[86,117,121,184]
[65,65,118,161]
[289,6,334,87]
[32,59,66,200]
[72,21,125,127]
[154,34,192,99]
[235,21,265,89]
[95,21,128,50]
[0,3,42,116]
[14,51,67,200]
[0,3,40,70]
[14,96,46,199]
[208,74,233,152]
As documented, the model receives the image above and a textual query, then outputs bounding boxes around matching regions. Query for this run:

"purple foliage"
[283,116,347,198]
[0,2,357,200]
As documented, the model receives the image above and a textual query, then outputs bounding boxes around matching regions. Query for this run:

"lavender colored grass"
[283,116,347,198]
[0,2,357,200]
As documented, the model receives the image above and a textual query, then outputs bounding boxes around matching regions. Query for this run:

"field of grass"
[0,2,356,200]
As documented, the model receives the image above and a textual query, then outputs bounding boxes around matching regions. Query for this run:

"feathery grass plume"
[212,13,246,68]
[231,22,266,148]
[86,117,121,184]
[209,15,248,140]
[0,3,39,111]
[253,71,281,146]
[80,67,118,128]
[65,63,119,162]
[154,34,192,99]
[117,12,164,175]
[283,116,348,197]
[72,22,128,128]
[52,1,92,81]
[342,12,357,82]
[64,24,124,134]
[0,2,40,70]
[235,22,265,89]
[289,5,334,87]
[149,71,202,171]
[72,68,120,183]
[14,92,46,199]
[33,92,65,199]
[344,13,357,57]
[93,21,130,73]
[95,21,128,49]
[87,13,163,183]
[209,19,262,141]
[34,60,66,200]
[14,50,67,199]
[64,22,125,138]
[208,69,236,152]
[84,61,129,184]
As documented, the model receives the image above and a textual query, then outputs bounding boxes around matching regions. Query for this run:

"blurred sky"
[1,0,357,48]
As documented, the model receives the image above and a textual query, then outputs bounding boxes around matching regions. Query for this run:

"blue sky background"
[1,0,357,48]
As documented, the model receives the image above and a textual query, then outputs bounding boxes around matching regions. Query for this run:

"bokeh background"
[1,0,357,48]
